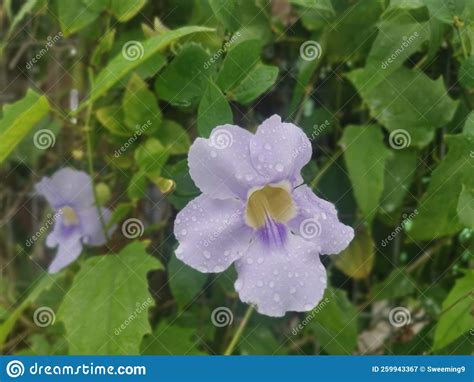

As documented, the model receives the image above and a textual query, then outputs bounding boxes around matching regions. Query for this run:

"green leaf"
[110,0,146,22]
[348,67,458,147]
[107,202,133,229]
[96,105,131,137]
[158,120,191,155]
[433,270,474,350]
[9,0,40,33]
[380,149,418,214]
[123,73,161,131]
[0,90,49,164]
[216,39,279,104]
[340,125,391,222]
[135,138,169,174]
[87,26,213,106]
[155,43,211,107]
[168,255,207,309]
[216,39,262,92]
[334,228,375,279]
[459,56,474,89]
[361,14,430,89]
[457,185,474,228]
[141,321,204,355]
[239,326,285,355]
[91,29,116,66]
[0,274,61,347]
[230,64,279,104]
[408,134,474,239]
[56,0,102,36]
[424,0,466,24]
[372,269,416,300]
[197,80,233,137]
[289,0,334,13]
[127,170,147,201]
[58,242,162,355]
[209,0,240,31]
[309,288,358,355]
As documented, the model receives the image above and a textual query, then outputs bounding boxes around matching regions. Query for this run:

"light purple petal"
[249,115,312,185]
[188,125,265,200]
[174,194,253,273]
[78,207,114,246]
[234,233,327,317]
[48,229,83,273]
[289,185,354,255]
[35,168,94,209]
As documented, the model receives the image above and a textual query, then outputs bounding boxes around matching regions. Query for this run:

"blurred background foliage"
[0,0,473,355]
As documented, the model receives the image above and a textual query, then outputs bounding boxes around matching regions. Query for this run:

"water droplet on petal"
[246,258,254,265]
[319,276,327,284]
[264,143,272,150]
[273,293,280,302]
[257,257,264,264]
[257,280,263,287]
[290,287,296,294]
[269,281,275,288]
[275,163,284,172]
[181,229,187,235]
[235,279,243,291]
[203,251,211,259]
[210,151,217,158]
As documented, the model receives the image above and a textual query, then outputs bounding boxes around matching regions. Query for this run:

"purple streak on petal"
[257,219,287,248]
[235,233,327,317]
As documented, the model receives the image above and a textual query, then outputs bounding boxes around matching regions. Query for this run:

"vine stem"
[223,305,254,355]
[310,148,343,189]
[83,68,110,242]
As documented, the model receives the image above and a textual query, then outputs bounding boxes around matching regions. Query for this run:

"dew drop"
[203,251,211,259]
[181,229,187,235]
[269,281,275,288]
[290,287,296,294]
[257,280,263,287]
[257,257,264,264]
[235,279,243,291]
[275,163,284,172]
[264,143,272,150]
[246,258,254,265]
[210,151,217,158]
[273,293,280,302]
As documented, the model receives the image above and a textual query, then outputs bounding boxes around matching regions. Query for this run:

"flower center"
[245,183,296,229]
[60,206,79,226]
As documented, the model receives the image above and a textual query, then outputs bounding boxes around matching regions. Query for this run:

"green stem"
[223,305,254,355]
[310,148,343,189]
[84,69,110,242]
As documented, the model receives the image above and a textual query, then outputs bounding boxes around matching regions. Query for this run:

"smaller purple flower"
[35,168,115,273]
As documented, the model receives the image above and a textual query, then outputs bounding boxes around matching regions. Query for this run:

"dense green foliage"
[0,0,473,355]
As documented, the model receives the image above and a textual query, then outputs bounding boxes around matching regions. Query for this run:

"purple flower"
[35,168,115,273]
[174,115,354,317]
